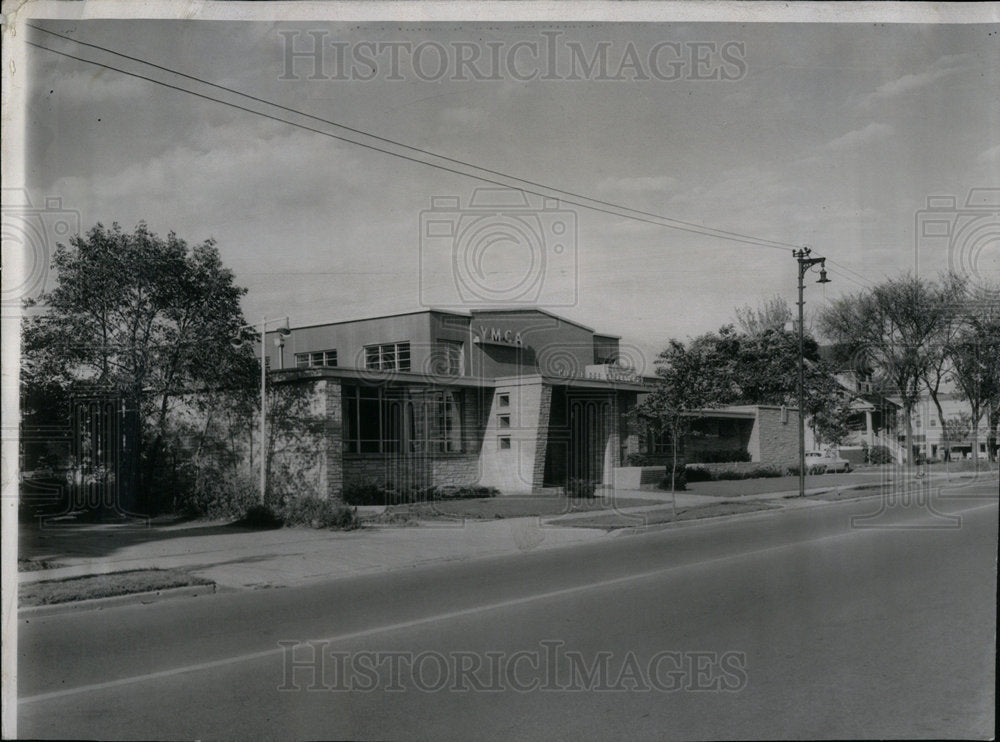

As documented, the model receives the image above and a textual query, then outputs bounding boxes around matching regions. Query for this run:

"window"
[497,393,510,408]
[645,425,672,454]
[343,385,462,453]
[365,342,410,372]
[498,414,511,429]
[498,436,511,450]
[295,350,337,368]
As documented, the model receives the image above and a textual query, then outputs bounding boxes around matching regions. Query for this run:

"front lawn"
[386,495,655,521]
[20,569,215,607]
[549,500,778,530]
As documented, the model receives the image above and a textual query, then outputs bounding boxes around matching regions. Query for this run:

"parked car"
[805,450,852,474]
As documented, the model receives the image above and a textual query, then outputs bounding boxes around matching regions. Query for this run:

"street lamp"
[793,247,830,498]
[232,315,291,503]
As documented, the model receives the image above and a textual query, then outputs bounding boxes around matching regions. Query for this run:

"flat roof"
[277,308,471,333]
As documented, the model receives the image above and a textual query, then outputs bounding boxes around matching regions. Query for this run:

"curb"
[548,485,889,535]
[18,582,217,618]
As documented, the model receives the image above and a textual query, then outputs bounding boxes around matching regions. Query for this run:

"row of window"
[294,341,465,375]
[342,385,464,454]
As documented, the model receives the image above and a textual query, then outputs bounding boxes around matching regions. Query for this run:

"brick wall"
[756,406,799,467]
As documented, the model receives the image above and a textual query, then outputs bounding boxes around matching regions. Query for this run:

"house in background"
[910,392,993,461]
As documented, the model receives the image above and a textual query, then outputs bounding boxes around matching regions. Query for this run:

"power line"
[27,25,800,254]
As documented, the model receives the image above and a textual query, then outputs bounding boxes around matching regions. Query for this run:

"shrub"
[279,496,360,530]
[747,466,784,478]
[867,444,893,465]
[343,480,395,506]
[180,470,260,520]
[436,485,500,500]
[564,478,598,498]
[240,504,283,529]
[688,449,751,464]
[684,465,714,482]
[658,472,687,491]
[343,480,501,505]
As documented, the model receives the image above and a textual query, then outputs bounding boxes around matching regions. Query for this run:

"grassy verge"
[549,500,778,530]
[20,569,214,607]
[384,495,656,521]
[18,559,66,572]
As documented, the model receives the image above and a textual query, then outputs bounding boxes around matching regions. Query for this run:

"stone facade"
[532,384,553,491]
[752,406,800,468]
[268,377,344,504]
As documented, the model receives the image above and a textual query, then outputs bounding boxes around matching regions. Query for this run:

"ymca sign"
[476,326,524,347]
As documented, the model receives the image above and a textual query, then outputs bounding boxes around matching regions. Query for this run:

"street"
[18,482,998,740]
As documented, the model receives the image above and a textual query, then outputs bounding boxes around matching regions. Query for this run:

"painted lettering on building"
[478,326,524,347]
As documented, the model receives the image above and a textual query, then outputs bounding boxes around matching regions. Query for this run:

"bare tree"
[735,295,793,336]
[818,274,960,468]
[948,283,1000,465]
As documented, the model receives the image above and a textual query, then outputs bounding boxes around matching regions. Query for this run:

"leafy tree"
[639,333,732,511]
[948,284,1000,463]
[22,222,257,511]
[918,274,967,441]
[818,274,961,468]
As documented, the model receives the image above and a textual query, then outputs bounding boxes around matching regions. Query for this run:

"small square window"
[498,415,511,429]
[497,393,510,408]
[498,436,511,450]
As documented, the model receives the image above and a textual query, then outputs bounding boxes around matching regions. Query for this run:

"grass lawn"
[550,500,778,530]
[387,495,656,521]
[685,472,884,498]
[20,569,215,607]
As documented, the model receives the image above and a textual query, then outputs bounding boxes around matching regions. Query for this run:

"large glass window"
[364,342,410,372]
[295,350,337,368]
[343,385,462,453]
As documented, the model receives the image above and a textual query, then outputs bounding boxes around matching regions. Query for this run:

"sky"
[18,12,1000,371]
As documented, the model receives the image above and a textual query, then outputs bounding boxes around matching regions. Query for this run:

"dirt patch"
[20,569,215,607]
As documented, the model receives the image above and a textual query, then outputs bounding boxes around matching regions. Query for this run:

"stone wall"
[269,377,344,504]
[755,406,799,467]
[532,384,553,491]
[342,454,480,490]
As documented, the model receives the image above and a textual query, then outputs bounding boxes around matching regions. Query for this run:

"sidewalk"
[19,470,994,593]
[19,517,607,590]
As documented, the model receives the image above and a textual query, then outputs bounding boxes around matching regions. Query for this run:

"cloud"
[46,68,151,106]
[438,105,488,127]
[822,122,894,152]
[595,174,679,195]
[977,144,1000,164]
[865,54,969,104]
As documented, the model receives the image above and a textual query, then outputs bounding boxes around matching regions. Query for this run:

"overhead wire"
[27,24,804,254]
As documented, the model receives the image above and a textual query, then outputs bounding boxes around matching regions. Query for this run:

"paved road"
[18,482,997,740]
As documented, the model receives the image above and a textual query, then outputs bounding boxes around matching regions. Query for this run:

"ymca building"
[263,307,650,497]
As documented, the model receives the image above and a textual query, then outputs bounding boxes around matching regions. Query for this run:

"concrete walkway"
[20,470,994,592]
[20,517,607,590]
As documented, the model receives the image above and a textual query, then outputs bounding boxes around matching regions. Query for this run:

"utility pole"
[793,247,830,498]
